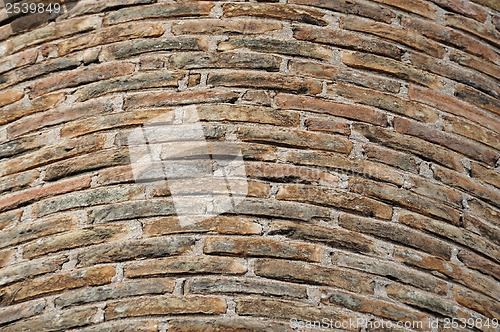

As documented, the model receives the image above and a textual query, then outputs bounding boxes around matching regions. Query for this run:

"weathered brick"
[125,255,247,278]
[446,14,500,47]
[410,85,499,133]
[294,25,403,59]
[172,18,283,35]
[106,36,208,59]
[0,170,40,199]
[406,174,463,208]
[0,249,14,268]
[410,52,499,98]
[457,250,500,281]
[0,299,46,326]
[432,164,500,209]
[0,265,114,306]
[77,236,194,266]
[277,184,393,220]
[328,83,439,123]
[0,306,99,332]
[0,210,22,230]
[394,117,498,166]
[204,236,323,262]
[451,52,500,85]
[399,212,500,263]
[168,318,289,332]
[0,255,68,287]
[124,89,238,110]
[144,215,262,237]
[76,70,184,102]
[364,144,419,173]
[430,0,487,22]
[169,51,280,71]
[305,116,351,136]
[32,184,143,217]
[0,16,101,56]
[58,22,165,56]
[246,162,338,186]
[88,199,182,223]
[341,51,442,88]
[54,278,174,309]
[401,16,499,63]
[340,214,451,259]
[23,224,128,259]
[371,0,437,19]
[61,109,174,138]
[0,89,23,108]
[223,3,328,26]
[342,16,445,58]
[468,199,500,228]
[60,0,156,18]
[452,286,500,319]
[0,49,38,75]
[276,93,388,126]
[0,92,65,126]
[334,68,401,93]
[291,0,395,23]
[105,295,226,320]
[236,298,363,331]
[0,176,91,213]
[322,289,429,326]
[286,150,405,186]
[394,247,499,297]
[353,123,464,172]
[470,162,500,190]
[0,132,50,161]
[454,84,500,116]
[197,104,299,126]
[442,115,499,150]
[72,321,158,332]
[233,197,331,221]
[219,37,332,61]
[186,276,307,299]
[29,62,135,98]
[332,252,448,295]
[463,213,500,246]
[105,2,214,25]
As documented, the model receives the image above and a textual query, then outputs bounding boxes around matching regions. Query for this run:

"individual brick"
[342,16,445,58]
[331,67,401,93]
[332,252,448,295]
[394,247,499,297]
[409,85,499,133]
[0,92,65,126]
[429,0,487,22]
[454,84,500,116]
[125,255,247,278]
[442,115,499,150]
[277,184,393,220]
[76,237,194,267]
[245,162,339,186]
[71,321,158,332]
[0,89,23,108]
[0,177,91,213]
[0,48,38,75]
[340,214,451,259]
[60,0,156,18]
[143,215,262,237]
[0,265,115,306]
[369,0,437,19]
[322,289,429,326]
[168,51,281,71]
[0,132,51,160]
[0,210,22,230]
[294,25,403,59]
[275,93,388,126]
[394,117,498,166]
[204,236,323,263]
[0,255,68,287]
[168,318,289,332]
[470,162,500,189]
[341,51,442,88]
[58,22,165,56]
[88,199,181,223]
[445,13,500,47]
[105,1,214,25]
[405,174,463,208]
[106,36,208,59]
[398,212,500,264]
[0,299,46,326]
[54,278,174,309]
[363,144,419,173]
[353,123,464,172]
[457,250,500,281]
[0,306,99,332]
[305,116,351,135]
[463,213,500,246]
[29,62,135,98]
[0,249,14,269]
[218,37,333,61]
[105,296,226,320]
[290,0,395,23]
[468,199,500,230]
[60,109,174,138]
[23,224,128,259]
[236,125,353,154]
[186,276,308,299]
[328,83,439,123]
[223,3,329,26]
[172,18,283,35]
[451,286,500,319]
[75,70,184,102]
[196,104,299,126]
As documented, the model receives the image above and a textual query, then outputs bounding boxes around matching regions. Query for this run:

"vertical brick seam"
[0,0,499,331]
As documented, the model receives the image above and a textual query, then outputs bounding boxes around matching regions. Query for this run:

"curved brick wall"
[0,0,499,331]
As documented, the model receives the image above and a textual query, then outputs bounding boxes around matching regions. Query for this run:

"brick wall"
[0,0,499,331]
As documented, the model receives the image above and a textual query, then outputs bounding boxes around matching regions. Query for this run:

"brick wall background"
[0,0,499,331]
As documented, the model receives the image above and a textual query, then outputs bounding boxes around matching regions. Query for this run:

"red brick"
[0,92,65,126]
[364,144,419,173]
[305,116,351,135]
[245,162,339,186]
[446,14,500,47]
[0,255,68,287]
[468,198,500,228]
[370,0,437,19]
[452,286,500,319]
[454,84,500,116]
[0,89,23,108]
[457,250,500,281]
[172,18,283,35]
[442,115,500,150]
[430,0,488,22]
[168,51,281,71]
[0,49,38,75]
